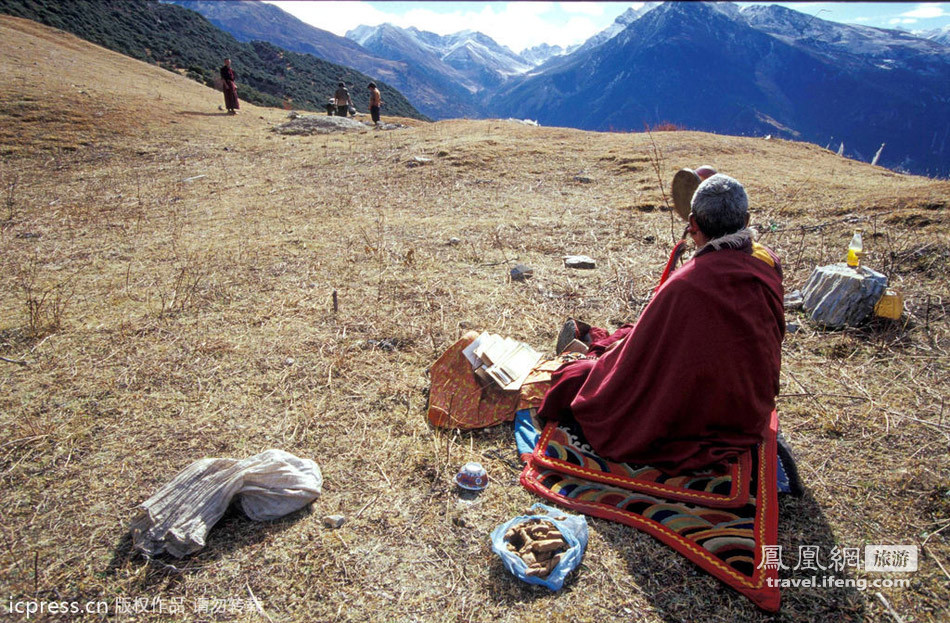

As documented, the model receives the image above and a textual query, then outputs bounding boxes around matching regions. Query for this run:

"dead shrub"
[15,256,74,337]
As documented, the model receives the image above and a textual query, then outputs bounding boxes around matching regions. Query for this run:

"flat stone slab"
[564,255,596,269]
[801,263,887,328]
[274,115,368,135]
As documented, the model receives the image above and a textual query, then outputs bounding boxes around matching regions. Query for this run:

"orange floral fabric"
[427,335,581,430]
[427,332,521,429]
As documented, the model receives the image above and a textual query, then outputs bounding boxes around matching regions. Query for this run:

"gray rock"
[373,122,405,131]
[564,255,596,269]
[448,237,461,246]
[786,322,800,334]
[407,156,431,168]
[366,338,398,351]
[322,515,346,529]
[801,263,887,328]
[573,175,593,184]
[784,290,804,310]
[510,264,534,281]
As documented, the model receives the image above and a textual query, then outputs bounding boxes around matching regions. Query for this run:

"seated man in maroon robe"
[537,174,784,473]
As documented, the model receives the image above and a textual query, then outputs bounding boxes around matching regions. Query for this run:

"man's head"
[224,58,231,66]
[338,82,345,88]
[368,82,376,90]
[688,174,749,243]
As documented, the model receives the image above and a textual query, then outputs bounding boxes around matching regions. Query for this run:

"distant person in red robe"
[537,174,785,473]
[220,58,239,115]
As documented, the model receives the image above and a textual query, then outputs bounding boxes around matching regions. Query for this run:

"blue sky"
[268,2,950,52]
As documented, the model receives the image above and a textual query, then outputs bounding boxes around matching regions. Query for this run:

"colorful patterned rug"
[532,419,752,508]
[519,411,781,612]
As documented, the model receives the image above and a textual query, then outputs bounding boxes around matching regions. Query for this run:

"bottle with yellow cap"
[846,231,863,268]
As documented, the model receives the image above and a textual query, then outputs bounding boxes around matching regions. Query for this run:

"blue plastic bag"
[490,503,588,591]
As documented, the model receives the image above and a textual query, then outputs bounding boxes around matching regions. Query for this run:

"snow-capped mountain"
[918,24,950,47]
[520,43,570,67]
[488,1,950,176]
[347,25,530,91]
[742,4,950,72]
[568,2,661,57]
[438,30,533,84]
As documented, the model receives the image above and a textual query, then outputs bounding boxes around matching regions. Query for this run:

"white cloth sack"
[130,449,322,558]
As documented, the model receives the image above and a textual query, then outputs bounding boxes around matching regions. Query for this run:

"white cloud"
[888,17,920,25]
[900,3,948,19]
[852,16,871,22]
[394,3,560,49]
[267,1,613,52]
[267,1,389,36]
[559,2,605,17]
[467,6,603,51]
[266,2,708,52]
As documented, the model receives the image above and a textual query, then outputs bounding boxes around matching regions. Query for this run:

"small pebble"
[323,515,346,529]
[511,264,534,281]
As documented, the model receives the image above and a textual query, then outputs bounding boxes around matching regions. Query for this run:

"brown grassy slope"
[1,15,948,623]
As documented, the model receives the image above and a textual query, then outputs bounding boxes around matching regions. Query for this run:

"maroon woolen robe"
[220,65,239,111]
[537,244,784,473]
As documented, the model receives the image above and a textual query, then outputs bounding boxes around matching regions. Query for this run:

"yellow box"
[874,290,903,319]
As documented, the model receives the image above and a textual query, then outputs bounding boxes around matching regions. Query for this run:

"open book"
[462,332,544,391]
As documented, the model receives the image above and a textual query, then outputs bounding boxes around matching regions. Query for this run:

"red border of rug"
[531,421,752,508]
[521,412,780,612]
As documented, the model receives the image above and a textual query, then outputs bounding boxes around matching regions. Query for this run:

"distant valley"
[3,0,947,176]
[174,0,950,177]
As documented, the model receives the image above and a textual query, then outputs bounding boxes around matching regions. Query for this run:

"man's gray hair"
[690,174,749,240]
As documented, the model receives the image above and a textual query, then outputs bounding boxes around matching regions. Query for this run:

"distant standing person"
[333,82,352,117]
[220,58,239,115]
[368,82,384,126]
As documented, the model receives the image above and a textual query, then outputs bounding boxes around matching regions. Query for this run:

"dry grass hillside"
[1,15,948,623]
